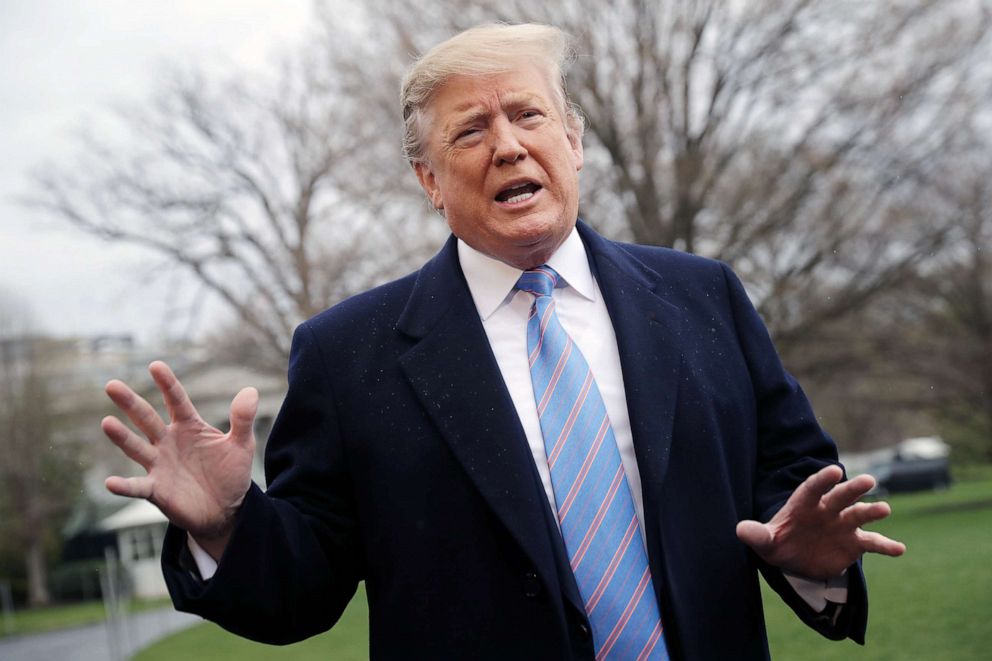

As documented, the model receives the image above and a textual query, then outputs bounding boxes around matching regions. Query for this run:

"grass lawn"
[136,474,992,660]
[133,585,369,661]
[0,596,171,639]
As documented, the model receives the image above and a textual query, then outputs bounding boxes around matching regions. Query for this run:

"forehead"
[427,65,558,125]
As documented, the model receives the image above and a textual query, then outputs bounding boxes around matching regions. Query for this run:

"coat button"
[522,572,542,598]
[577,622,591,640]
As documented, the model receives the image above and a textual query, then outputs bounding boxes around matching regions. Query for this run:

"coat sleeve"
[719,262,869,644]
[161,321,364,645]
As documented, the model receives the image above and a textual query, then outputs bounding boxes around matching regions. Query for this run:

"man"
[102,24,904,659]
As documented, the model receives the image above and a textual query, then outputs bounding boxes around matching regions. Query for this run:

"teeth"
[505,191,534,204]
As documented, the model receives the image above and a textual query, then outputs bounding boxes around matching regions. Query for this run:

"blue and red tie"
[516,265,668,660]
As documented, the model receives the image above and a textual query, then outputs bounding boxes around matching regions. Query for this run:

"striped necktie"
[516,265,668,660]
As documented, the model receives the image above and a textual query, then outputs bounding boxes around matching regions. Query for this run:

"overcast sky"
[0,1,313,344]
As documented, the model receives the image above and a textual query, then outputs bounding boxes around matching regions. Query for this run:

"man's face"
[414,64,584,270]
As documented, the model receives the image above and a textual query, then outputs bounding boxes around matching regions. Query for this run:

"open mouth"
[495,182,542,204]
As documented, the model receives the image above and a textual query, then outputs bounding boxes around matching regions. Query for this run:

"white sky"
[0,0,313,344]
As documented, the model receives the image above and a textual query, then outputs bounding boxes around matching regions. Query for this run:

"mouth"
[495,181,542,205]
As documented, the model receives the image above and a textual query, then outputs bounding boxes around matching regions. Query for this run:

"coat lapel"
[395,237,565,600]
[579,222,684,500]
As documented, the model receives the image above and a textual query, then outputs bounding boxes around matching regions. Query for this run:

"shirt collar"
[457,226,596,321]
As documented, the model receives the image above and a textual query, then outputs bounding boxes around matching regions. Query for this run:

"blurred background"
[1,1,990,659]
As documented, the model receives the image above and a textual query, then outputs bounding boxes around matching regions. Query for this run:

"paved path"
[0,607,201,661]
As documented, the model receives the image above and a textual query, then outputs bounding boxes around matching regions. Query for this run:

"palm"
[147,415,254,535]
[736,466,906,580]
[102,361,256,542]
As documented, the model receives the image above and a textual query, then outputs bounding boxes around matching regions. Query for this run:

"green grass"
[133,585,370,661]
[136,475,992,660]
[0,596,171,639]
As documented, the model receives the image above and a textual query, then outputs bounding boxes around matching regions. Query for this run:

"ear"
[414,162,444,210]
[567,128,584,173]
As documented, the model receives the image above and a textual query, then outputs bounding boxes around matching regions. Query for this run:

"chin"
[509,211,571,240]
[500,225,570,268]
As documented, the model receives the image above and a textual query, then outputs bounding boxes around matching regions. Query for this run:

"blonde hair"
[400,23,584,163]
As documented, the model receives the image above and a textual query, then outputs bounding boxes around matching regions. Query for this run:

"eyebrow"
[444,92,547,134]
[446,108,489,131]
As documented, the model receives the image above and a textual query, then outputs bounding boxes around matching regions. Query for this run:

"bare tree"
[368,0,990,349]
[24,2,991,454]
[866,127,992,458]
[937,182,992,458]
[337,0,990,452]
[28,23,445,373]
[32,1,989,371]
[0,295,83,607]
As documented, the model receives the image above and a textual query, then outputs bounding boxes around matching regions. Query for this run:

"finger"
[105,475,154,500]
[841,501,892,528]
[101,416,157,468]
[229,387,259,445]
[822,473,876,513]
[791,464,845,509]
[149,361,199,423]
[105,379,167,442]
[736,520,775,556]
[857,529,906,557]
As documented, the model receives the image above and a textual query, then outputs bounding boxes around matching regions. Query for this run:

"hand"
[102,361,257,559]
[736,465,906,580]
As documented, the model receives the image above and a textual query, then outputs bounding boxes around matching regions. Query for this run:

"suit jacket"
[162,221,868,659]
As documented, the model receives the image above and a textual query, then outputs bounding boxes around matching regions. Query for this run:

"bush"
[48,559,106,603]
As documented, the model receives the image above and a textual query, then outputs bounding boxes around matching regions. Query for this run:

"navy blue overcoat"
[163,221,867,659]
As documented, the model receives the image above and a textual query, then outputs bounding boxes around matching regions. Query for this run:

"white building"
[98,500,169,599]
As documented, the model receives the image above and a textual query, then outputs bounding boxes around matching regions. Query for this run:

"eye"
[454,126,482,143]
[517,109,542,121]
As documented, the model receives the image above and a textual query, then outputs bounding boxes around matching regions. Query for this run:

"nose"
[490,118,527,165]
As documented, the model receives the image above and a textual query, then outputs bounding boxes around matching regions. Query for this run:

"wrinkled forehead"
[422,63,563,130]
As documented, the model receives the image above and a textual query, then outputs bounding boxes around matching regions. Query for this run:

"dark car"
[869,455,952,496]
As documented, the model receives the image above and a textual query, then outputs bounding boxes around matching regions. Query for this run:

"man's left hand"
[736,465,906,579]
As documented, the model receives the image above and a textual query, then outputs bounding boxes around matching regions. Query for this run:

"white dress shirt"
[191,225,846,611]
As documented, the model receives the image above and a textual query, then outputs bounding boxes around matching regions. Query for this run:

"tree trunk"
[25,537,50,607]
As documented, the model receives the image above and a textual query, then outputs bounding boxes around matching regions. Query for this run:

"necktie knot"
[515,265,560,299]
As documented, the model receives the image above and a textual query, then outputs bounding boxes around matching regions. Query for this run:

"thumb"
[229,387,259,443]
[736,520,775,555]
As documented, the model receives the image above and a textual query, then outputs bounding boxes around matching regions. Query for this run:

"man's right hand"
[102,360,257,561]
